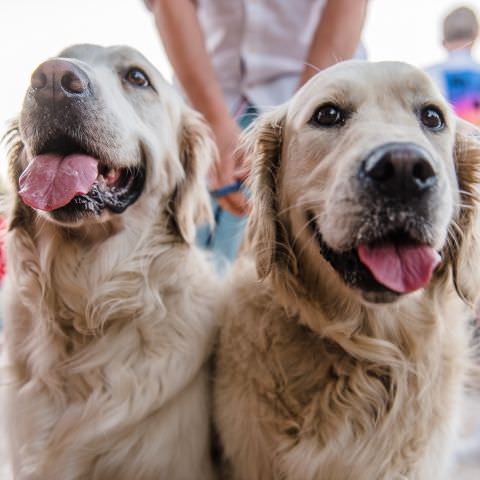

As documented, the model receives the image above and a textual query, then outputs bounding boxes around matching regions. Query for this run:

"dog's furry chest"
[232,302,466,479]
[250,322,393,432]
[4,227,219,479]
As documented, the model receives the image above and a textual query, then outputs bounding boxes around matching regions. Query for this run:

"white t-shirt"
[194,0,366,113]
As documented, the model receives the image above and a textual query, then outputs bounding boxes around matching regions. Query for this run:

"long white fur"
[2,44,219,480]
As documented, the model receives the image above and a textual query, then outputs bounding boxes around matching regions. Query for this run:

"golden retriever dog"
[2,44,219,479]
[215,61,480,480]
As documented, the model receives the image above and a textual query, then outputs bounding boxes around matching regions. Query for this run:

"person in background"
[145,0,368,271]
[426,6,480,126]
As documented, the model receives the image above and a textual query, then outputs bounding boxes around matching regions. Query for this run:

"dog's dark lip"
[35,134,89,158]
[27,133,146,221]
[306,210,425,297]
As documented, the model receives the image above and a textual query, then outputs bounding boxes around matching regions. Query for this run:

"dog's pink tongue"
[19,153,98,211]
[358,243,441,293]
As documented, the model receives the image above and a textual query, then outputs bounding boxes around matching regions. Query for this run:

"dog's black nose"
[30,59,90,102]
[361,143,437,197]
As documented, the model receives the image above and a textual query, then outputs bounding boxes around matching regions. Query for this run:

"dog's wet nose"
[30,59,90,101]
[361,143,437,197]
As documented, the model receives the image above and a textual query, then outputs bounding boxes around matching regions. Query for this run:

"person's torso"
[426,50,480,125]
[194,0,346,111]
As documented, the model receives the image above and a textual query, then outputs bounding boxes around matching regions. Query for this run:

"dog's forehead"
[291,61,444,116]
[58,44,158,72]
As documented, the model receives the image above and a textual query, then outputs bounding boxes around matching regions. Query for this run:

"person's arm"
[298,0,368,88]
[148,0,247,216]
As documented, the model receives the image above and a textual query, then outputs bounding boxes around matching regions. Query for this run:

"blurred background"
[1,0,479,137]
[0,2,479,478]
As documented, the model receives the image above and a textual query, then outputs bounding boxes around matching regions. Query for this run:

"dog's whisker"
[277,199,318,216]
[295,228,320,262]
[302,62,322,74]
[458,188,480,201]
[291,211,322,249]
[456,203,475,211]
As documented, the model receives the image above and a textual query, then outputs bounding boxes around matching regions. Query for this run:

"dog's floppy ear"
[443,119,480,304]
[245,106,295,279]
[3,120,34,233]
[167,108,215,243]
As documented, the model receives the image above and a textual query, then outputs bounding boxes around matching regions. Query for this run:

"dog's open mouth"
[18,135,145,220]
[307,211,441,295]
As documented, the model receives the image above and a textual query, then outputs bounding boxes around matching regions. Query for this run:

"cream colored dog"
[3,44,218,479]
[215,61,480,480]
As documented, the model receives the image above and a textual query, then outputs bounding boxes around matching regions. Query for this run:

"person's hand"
[209,116,249,216]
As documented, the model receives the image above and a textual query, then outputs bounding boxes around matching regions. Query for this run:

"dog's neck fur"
[4,195,219,480]
[221,259,469,479]
[15,210,181,315]
[5,207,190,377]
[244,262,468,478]
[269,260,468,367]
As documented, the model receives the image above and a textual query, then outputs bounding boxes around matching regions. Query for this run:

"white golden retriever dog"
[215,61,480,480]
[2,44,218,479]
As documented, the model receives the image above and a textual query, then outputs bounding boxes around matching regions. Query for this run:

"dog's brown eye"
[125,68,150,88]
[420,106,444,131]
[311,104,345,127]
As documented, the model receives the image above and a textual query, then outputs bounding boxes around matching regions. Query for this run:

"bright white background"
[0,0,479,138]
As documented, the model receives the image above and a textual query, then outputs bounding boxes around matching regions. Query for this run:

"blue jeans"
[196,104,258,272]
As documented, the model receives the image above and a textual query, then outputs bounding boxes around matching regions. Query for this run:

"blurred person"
[145,0,368,269]
[426,5,480,125]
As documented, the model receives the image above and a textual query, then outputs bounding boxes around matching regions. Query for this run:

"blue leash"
[209,180,243,198]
